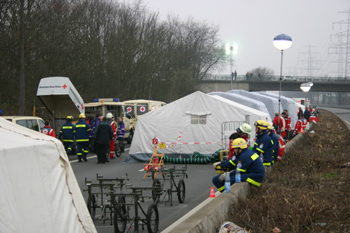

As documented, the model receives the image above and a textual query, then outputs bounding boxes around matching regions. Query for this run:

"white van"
[2,116,45,132]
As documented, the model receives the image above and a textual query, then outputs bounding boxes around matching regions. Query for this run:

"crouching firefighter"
[212,138,265,192]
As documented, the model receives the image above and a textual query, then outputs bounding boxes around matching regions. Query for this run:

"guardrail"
[202,74,350,83]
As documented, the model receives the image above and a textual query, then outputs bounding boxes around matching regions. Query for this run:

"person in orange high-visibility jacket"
[75,113,91,162]
[41,120,56,138]
[294,112,308,135]
[107,113,117,159]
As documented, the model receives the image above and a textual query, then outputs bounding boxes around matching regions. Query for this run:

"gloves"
[213,162,221,168]
[219,172,227,182]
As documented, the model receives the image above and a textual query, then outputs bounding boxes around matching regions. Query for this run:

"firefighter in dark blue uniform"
[75,113,91,162]
[252,120,273,167]
[267,123,279,164]
[58,116,75,155]
[212,138,265,192]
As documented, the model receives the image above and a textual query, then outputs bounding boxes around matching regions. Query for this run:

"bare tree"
[249,66,275,81]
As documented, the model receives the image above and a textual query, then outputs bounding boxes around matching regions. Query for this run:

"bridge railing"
[202,74,350,83]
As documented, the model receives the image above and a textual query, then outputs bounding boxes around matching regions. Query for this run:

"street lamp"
[225,43,238,90]
[300,82,313,107]
[273,34,292,134]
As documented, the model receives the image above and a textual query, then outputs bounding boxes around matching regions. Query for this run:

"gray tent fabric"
[227,90,279,120]
[124,91,271,163]
[258,92,298,128]
[207,92,270,116]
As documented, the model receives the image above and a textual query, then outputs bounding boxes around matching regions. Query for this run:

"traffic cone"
[300,127,304,133]
[209,187,216,198]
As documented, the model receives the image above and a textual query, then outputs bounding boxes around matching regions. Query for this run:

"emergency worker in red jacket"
[236,123,251,147]
[107,113,117,159]
[41,120,56,138]
[283,109,291,139]
[273,113,284,135]
[294,113,308,135]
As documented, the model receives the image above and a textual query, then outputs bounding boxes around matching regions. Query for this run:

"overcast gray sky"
[131,0,350,77]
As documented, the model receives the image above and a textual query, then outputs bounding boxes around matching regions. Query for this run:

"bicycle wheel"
[177,179,186,203]
[115,144,122,157]
[86,194,96,220]
[152,179,161,203]
[114,197,127,233]
[146,204,159,233]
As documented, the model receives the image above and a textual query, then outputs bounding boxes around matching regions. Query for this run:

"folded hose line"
[163,150,222,164]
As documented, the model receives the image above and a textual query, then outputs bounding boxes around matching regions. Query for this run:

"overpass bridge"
[198,80,350,93]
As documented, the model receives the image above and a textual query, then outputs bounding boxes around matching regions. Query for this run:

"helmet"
[66,116,73,120]
[254,120,268,130]
[215,165,230,175]
[79,113,86,119]
[267,122,273,130]
[239,123,252,134]
[106,113,113,119]
[231,138,248,149]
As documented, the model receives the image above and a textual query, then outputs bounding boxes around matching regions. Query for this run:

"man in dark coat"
[94,116,113,164]
[304,107,311,122]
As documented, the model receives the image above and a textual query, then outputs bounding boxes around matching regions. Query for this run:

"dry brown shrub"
[231,110,350,233]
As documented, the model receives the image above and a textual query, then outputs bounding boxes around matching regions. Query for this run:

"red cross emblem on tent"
[126,107,132,113]
[140,106,146,112]
[62,84,67,89]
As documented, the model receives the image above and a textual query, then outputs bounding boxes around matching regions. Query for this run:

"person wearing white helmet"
[236,123,251,147]
[106,113,117,160]
[75,113,91,162]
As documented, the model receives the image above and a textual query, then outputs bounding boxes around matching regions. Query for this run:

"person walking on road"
[41,120,56,138]
[58,116,75,155]
[117,116,125,152]
[75,113,91,162]
[212,138,265,192]
[94,116,113,164]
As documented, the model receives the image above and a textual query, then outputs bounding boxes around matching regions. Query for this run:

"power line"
[333,8,350,78]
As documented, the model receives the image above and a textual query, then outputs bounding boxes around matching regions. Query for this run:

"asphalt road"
[320,107,350,123]
[70,146,216,233]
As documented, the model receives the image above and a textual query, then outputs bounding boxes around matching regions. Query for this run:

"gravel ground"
[230,109,350,233]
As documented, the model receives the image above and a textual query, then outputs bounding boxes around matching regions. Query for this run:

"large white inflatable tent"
[227,89,279,120]
[207,92,270,117]
[258,92,298,127]
[125,91,271,163]
[0,118,96,233]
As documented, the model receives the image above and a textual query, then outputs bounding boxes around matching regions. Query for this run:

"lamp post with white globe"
[273,34,292,134]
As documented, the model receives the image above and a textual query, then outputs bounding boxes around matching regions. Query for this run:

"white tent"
[0,118,96,233]
[227,89,279,120]
[125,91,271,163]
[208,92,270,117]
[258,92,298,127]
